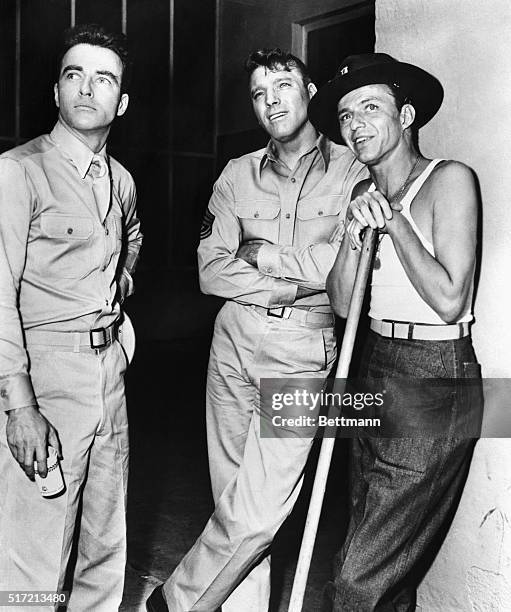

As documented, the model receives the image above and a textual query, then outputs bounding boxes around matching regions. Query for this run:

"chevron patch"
[200,208,215,240]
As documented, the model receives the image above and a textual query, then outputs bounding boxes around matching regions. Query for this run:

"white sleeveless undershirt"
[369,159,473,324]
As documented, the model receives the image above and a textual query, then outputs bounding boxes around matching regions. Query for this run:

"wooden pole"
[287,228,378,612]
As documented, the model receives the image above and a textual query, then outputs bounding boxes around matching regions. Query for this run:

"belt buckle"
[267,307,285,318]
[382,319,395,339]
[90,327,108,350]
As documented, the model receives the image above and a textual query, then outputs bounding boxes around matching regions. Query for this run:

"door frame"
[291,1,375,62]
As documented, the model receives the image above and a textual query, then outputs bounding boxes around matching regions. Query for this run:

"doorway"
[292,1,375,87]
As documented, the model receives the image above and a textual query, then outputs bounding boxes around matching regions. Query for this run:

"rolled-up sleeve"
[198,162,297,307]
[0,158,37,411]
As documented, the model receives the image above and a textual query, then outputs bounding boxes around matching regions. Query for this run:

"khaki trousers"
[164,301,336,611]
[0,339,129,612]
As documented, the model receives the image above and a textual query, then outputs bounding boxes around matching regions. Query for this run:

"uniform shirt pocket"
[41,214,93,240]
[39,213,95,279]
[235,200,280,242]
[296,196,342,243]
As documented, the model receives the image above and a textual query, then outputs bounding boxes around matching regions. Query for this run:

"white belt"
[370,318,470,341]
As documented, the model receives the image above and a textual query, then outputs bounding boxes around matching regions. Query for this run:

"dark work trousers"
[322,330,482,612]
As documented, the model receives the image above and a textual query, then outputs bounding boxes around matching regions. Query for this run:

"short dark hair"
[386,84,420,150]
[387,83,411,112]
[58,24,131,93]
[245,48,312,88]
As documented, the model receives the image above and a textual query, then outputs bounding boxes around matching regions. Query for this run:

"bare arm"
[326,228,361,318]
[348,162,478,323]
[326,180,372,317]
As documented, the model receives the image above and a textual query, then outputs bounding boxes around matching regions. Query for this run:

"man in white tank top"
[308,54,482,611]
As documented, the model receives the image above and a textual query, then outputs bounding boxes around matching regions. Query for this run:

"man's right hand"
[349,189,403,231]
[347,190,404,250]
[6,406,61,480]
[235,239,272,267]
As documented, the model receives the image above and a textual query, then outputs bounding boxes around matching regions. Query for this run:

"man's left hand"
[236,240,271,267]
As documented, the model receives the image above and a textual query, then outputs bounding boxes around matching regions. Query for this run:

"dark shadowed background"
[0,1,375,609]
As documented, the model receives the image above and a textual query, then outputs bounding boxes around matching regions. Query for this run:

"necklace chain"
[385,154,421,204]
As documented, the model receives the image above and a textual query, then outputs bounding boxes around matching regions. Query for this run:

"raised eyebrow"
[61,64,83,76]
[96,70,120,84]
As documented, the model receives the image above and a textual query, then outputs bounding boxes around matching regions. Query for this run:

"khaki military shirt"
[198,135,366,309]
[0,121,142,411]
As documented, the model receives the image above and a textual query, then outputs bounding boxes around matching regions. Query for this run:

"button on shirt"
[0,121,143,411]
[198,136,367,308]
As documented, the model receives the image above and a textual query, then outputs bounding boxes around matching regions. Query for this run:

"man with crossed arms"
[147,48,365,612]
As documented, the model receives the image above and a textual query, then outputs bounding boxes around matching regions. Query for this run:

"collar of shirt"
[259,133,331,177]
[50,120,107,179]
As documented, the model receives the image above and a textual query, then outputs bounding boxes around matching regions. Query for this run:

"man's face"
[249,66,316,143]
[337,84,404,165]
[54,43,129,136]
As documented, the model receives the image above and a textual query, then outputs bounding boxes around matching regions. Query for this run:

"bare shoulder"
[430,160,476,192]
[428,160,478,223]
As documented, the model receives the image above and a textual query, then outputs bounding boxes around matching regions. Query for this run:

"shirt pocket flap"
[41,214,94,240]
[235,202,280,220]
[297,197,342,220]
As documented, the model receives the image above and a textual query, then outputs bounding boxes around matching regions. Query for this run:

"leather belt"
[24,320,119,353]
[370,318,470,341]
[251,305,334,328]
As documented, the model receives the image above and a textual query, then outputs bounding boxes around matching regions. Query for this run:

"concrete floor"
[117,282,351,612]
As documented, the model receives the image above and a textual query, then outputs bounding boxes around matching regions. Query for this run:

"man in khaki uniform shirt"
[0,24,142,611]
[147,48,365,612]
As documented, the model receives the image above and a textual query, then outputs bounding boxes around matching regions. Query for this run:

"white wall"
[376,1,511,609]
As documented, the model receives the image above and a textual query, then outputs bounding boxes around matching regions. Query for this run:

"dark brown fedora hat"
[308,53,444,144]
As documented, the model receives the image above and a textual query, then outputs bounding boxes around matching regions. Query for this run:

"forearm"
[326,235,360,318]
[236,241,327,300]
[117,238,142,301]
[198,250,297,307]
[257,242,340,291]
[123,239,142,276]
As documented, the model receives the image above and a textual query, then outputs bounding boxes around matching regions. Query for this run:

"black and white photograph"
[0,1,509,611]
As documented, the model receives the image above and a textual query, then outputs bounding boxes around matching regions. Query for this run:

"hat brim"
[308,62,444,145]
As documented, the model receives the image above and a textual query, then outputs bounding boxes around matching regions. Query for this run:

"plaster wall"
[376,1,511,610]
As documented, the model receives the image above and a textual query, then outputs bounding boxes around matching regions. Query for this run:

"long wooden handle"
[287,228,378,612]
